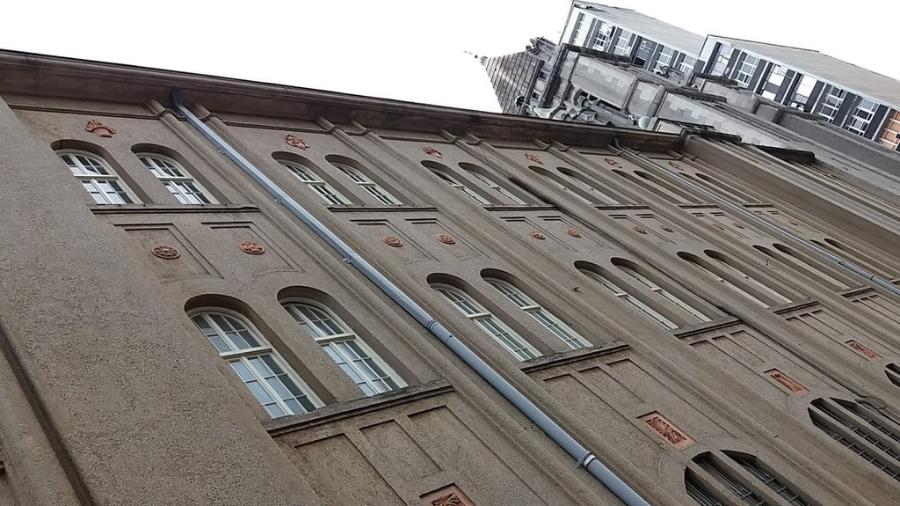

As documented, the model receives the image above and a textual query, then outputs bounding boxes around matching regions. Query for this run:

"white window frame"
[819,87,846,122]
[282,299,404,397]
[189,308,322,418]
[136,153,216,205]
[279,159,350,205]
[433,284,540,361]
[616,265,711,323]
[679,55,698,75]
[466,170,526,205]
[431,170,491,205]
[57,150,137,205]
[613,30,635,56]
[331,161,401,205]
[708,254,791,306]
[591,22,613,51]
[653,47,676,73]
[581,269,678,330]
[486,278,591,350]
[844,98,879,136]
[735,54,759,87]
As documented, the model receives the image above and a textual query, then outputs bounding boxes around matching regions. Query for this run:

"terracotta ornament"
[566,228,582,238]
[529,230,546,240]
[604,157,620,167]
[151,244,180,259]
[239,240,266,255]
[85,120,116,138]
[847,339,881,360]
[633,226,648,234]
[766,369,808,394]
[642,412,693,449]
[436,234,456,245]
[660,225,675,233]
[285,134,309,149]
[430,493,464,506]
[383,235,403,247]
[525,153,543,165]
[423,146,443,158]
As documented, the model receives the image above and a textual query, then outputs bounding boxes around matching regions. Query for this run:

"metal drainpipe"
[170,93,651,506]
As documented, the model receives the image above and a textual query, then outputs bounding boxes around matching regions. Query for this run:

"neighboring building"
[559,2,900,150]
[3,50,900,505]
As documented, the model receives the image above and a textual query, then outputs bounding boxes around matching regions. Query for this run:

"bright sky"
[3,1,898,114]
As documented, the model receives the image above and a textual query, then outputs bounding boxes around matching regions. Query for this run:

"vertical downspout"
[170,93,651,506]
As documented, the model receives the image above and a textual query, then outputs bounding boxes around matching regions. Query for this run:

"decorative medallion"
[847,339,881,360]
[285,134,309,149]
[239,240,266,255]
[660,225,675,233]
[668,161,681,169]
[431,493,464,506]
[525,153,543,165]
[642,412,693,449]
[528,230,546,240]
[383,235,403,247]
[436,234,456,245]
[85,120,116,138]
[566,228,582,238]
[604,157,620,167]
[633,226,648,234]
[151,244,180,259]
[733,222,745,229]
[766,369,807,395]
[423,146,443,158]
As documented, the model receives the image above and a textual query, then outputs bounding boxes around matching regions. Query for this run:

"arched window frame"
[136,153,216,205]
[432,283,540,361]
[57,150,137,205]
[459,163,527,205]
[577,264,678,330]
[686,451,812,506]
[484,277,591,350]
[281,299,404,397]
[612,259,712,324]
[278,158,350,205]
[329,160,401,205]
[557,167,622,204]
[530,166,595,205]
[755,244,850,290]
[426,165,491,205]
[189,307,321,418]
[706,251,792,306]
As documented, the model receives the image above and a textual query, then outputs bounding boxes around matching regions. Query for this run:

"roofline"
[571,3,704,57]
[0,49,681,152]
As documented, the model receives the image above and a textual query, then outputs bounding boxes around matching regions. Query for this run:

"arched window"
[557,167,621,204]
[680,252,791,308]
[577,264,678,330]
[190,309,320,418]
[423,162,490,205]
[282,301,403,396]
[530,166,595,205]
[887,364,900,387]
[459,163,526,205]
[809,398,900,481]
[57,150,135,204]
[754,244,850,290]
[432,283,540,361]
[137,154,215,205]
[278,159,350,205]
[484,277,591,350]
[613,260,711,324]
[330,160,400,205]
[687,451,812,505]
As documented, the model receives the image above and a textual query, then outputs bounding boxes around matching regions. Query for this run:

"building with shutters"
[1,49,900,505]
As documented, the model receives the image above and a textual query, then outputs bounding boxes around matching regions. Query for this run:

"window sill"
[483,204,558,211]
[672,316,741,338]
[520,341,630,373]
[265,380,452,436]
[89,204,259,214]
[326,205,438,213]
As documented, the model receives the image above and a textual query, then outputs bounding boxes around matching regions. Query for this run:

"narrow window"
[485,278,591,350]
[433,284,540,361]
[756,244,850,290]
[809,398,900,481]
[330,161,400,205]
[190,309,319,418]
[429,168,491,205]
[688,452,812,506]
[279,159,350,205]
[283,301,403,396]
[614,261,711,324]
[707,251,791,305]
[887,364,900,387]
[578,266,678,330]
[137,154,215,205]
[530,166,595,205]
[680,253,769,308]
[558,167,621,204]
[460,163,526,205]
[694,453,767,504]
[728,453,811,505]
[57,151,135,204]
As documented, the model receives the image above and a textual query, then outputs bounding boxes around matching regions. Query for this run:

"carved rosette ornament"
[566,228,582,238]
[604,157,620,167]
[85,120,116,138]
[431,493,464,506]
[633,226,648,234]
[423,146,443,158]
[766,369,807,395]
[239,240,266,255]
[436,234,456,245]
[528,230,546,240]
[285,134,309,149]
[660,225,675,233]
[525,153,543,165]
[151,244,180,259]
[642,412,693,449]
[383,235,403,247]
[847,339,881,360]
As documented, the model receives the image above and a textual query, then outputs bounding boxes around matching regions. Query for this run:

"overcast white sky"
[3,1,898,113]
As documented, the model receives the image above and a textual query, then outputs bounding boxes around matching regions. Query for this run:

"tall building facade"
[559,2,900,151]
[1,50,900,505]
